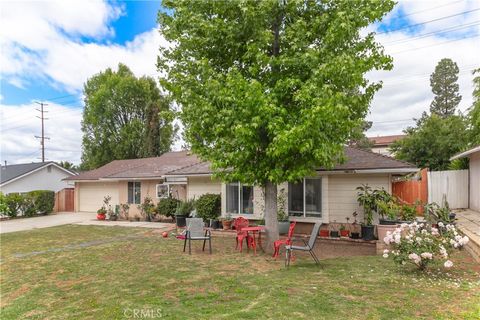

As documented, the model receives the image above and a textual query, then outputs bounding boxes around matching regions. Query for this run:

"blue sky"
[1,1,162,106]
[0,0,479,164]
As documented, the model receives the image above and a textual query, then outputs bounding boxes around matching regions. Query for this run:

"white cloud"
[0,0,479,164]
[366,0,480,137]
[0,0,167,92]
[0,103,83,164]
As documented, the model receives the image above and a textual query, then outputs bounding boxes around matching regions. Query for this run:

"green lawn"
[1,225,479,320]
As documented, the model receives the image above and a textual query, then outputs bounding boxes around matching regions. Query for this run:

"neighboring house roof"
[0,162,77,186]
[164,147,417,176]
[71,147,416,181]
[368,134,405,147]
[66,151,200,181]
[450,145,480,160]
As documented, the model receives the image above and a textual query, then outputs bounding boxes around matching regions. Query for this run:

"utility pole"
[34,101,50,162]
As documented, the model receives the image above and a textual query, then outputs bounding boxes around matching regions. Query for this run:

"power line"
[377,8,480,35]
[34,101,50,162]
[393,0,464,20]
[390,34,480,54]
[383,21,480,45]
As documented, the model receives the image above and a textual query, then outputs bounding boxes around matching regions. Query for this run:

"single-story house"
[67,148,417,224]
[451,145,480,211]
[0,162,76,194]
[368,134,405,156]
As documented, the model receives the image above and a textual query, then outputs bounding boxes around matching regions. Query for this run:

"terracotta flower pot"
[340,230,350,237]
[222,220,232,230]
[377,224,399,243]
[320,230,330,237]
[97,213,106,220]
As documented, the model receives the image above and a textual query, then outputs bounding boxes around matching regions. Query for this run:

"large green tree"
[429,58,461,117]
[468,68,480,145]
[81,64,176,169]
[348,120,374,150]
[158,0,394,249]
[390,114,468,170]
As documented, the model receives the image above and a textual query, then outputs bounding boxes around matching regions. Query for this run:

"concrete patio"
[455,209,480,262]
[0,212,175,234]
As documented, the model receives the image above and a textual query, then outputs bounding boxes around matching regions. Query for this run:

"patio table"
[241,226,265,255]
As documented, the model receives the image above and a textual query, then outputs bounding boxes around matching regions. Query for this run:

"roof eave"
[450,145,480,160]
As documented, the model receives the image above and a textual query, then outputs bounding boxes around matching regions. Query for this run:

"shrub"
[4,193,25,217]
[176,199,195,217]
[27,190,55,215]
[138,196,156,221]
[0,192,11,216]
[156,197,180,218]
[195,194,221,221]
[383,222,469,270]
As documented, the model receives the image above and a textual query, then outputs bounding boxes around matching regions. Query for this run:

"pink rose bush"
[383,222,469,270]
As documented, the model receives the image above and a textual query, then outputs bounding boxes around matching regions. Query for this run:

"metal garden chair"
[183,218,212,254]
[285,222,321,267]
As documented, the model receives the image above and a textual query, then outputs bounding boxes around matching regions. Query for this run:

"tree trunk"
[264,181,279,254]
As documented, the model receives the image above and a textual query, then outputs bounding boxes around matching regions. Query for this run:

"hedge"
[0,190,55,218]
[195,193,221,221]
[156,197,180,218]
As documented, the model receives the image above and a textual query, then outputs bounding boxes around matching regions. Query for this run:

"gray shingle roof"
[1,162,53,184]
[165,147,416,176]
[67,151,201,180]
[69,147,416,181]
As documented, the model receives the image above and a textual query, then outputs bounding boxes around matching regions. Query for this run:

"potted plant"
[195,193,221,229]
[357,184,376,241]
[350,212,360,239]
[109,204,119,221]
[97,195,111,220]
[340,218,350,237]
[320,227,330,238]
[175,199,195,227]
[330,220,340,238]
[377,201,401,242]
[96,207,106,220]
[138,196,156,222]
[221,213,233,230]
[119,203,130,221]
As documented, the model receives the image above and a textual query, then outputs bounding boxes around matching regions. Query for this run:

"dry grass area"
[1,225,479,319]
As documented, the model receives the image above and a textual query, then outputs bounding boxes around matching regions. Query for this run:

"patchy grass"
[1,225,479,319]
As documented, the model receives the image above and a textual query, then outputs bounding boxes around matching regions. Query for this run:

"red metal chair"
[234,217,252,252]
[273,221,297,258]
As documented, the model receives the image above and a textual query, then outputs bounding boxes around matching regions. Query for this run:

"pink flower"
[444,260,453,268]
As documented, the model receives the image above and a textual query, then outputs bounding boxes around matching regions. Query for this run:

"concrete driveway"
[0,212,174,234]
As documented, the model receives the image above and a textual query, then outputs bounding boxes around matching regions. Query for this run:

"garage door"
[78,182,119,212]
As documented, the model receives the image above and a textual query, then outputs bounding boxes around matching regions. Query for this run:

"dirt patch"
[56,276,92,290]
[1,284,31,307]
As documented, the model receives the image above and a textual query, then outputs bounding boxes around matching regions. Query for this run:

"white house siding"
[470,152,480,211]
[327,174,391,224]
[77,182,119,212]
[1,165,73,194]
[187,176,221,200]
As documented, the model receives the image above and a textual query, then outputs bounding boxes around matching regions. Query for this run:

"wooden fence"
[428,169,469,209]
[54,188,75,212]
[392,168,428,213]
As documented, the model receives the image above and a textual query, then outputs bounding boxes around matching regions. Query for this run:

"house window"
[288,178,321,218]
[226,182,254,214]
[156,184,169,199]
[128,182,141,204]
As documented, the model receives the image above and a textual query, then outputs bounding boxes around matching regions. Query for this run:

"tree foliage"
[348,120,374,150]
[158,0,394,248]
[81,63,176,169]
[468,68,480,145]
[390,114,468,170]
[429,58,461,118]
